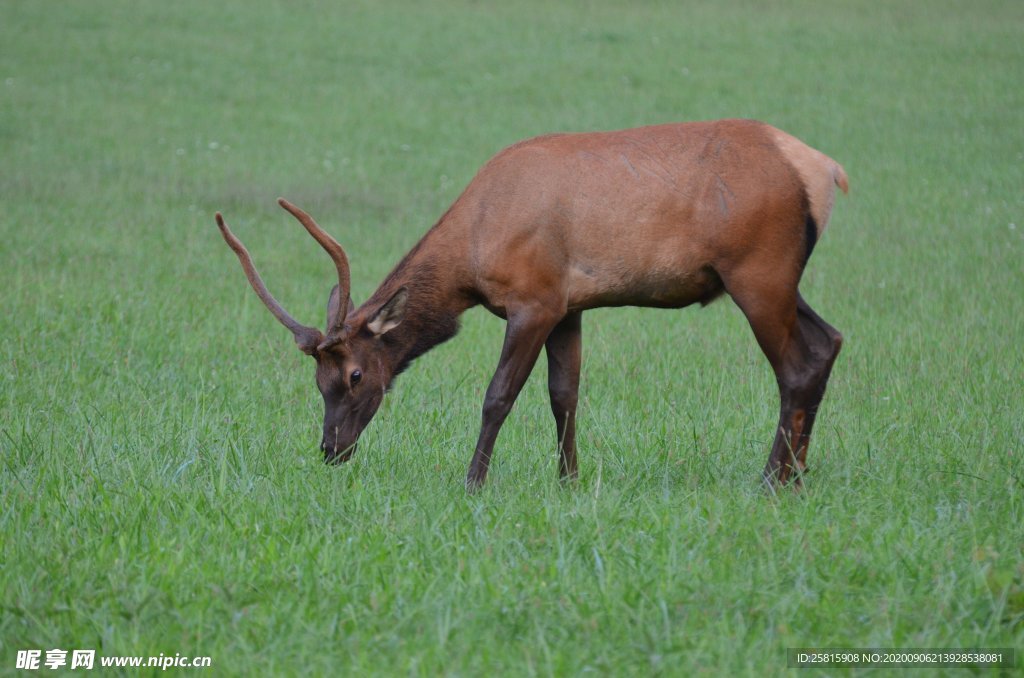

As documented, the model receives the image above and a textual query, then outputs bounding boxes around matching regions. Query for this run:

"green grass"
[2,0,1023,674]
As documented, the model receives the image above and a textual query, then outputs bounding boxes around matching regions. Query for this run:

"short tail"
[804,159,848,265]
[832,162,849,195]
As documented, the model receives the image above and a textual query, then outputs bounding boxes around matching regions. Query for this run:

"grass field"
[2,0,1022,674]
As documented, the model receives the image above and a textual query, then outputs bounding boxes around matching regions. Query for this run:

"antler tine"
[215,212,322,349]
[277,198,352,331]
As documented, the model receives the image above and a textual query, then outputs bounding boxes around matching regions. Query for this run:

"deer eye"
[350,369,362,386]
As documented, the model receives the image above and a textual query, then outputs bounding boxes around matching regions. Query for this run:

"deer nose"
[322,439,356,464]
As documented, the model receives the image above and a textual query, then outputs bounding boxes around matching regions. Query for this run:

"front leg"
[546,311,582,481]
[466,308,560,489]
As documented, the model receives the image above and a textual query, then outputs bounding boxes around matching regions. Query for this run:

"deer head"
[216,199,407,463]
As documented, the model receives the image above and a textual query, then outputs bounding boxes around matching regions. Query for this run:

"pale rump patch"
[770,129,849,237]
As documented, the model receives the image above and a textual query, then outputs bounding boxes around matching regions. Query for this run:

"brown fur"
[218,119,847,488]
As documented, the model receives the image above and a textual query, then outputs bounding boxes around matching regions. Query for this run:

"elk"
[216,119,847,489]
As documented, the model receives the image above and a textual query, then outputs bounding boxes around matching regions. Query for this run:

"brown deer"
[216,119,847,489]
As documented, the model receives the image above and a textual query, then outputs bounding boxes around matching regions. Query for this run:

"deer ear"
[366,287,408,336]
[326,285,356,331]
[295,327,324,356]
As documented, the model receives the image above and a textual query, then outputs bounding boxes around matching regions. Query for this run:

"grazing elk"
[216,119,847,489]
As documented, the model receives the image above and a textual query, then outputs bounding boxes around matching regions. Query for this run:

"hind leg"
[786,294,843,468]
[761,294,842,485]
[726,272,842,487]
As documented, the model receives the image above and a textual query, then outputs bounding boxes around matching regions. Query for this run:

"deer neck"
[366,228,473,378]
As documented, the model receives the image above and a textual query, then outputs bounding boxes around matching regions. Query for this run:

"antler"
[215,211,323,353]
[277,198,352,335]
